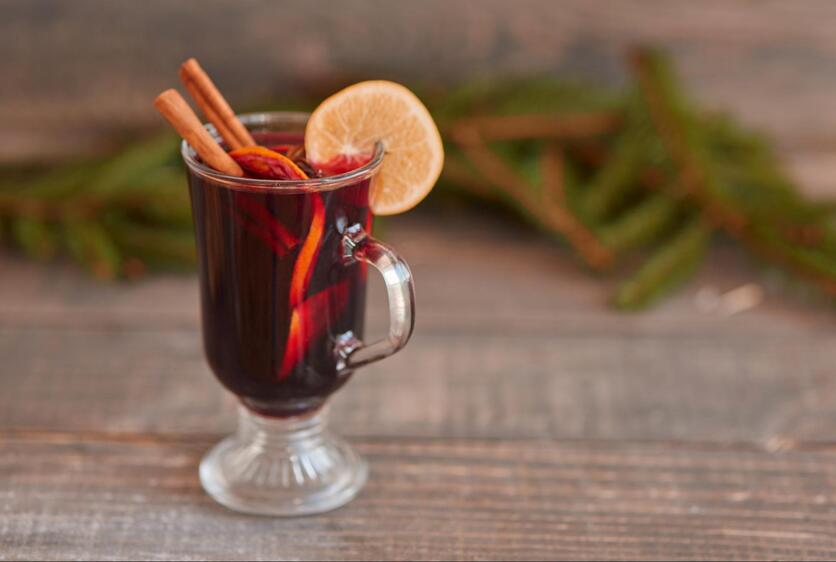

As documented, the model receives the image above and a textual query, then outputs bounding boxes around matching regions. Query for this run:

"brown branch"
[631,49,836,296]
[440,158,499,200]
[631,53,745,235]
[540,142,566,204]
[451,125,612,270]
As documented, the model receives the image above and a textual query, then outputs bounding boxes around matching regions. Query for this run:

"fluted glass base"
[199,405,367,516]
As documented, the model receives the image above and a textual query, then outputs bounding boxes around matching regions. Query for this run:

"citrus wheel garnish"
[229,146,308,180]
[305,80,444,215]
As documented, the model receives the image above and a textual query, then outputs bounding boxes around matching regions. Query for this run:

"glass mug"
[182,112,415,515]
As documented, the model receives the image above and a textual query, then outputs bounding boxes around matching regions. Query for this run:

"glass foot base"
[199,405,367,516]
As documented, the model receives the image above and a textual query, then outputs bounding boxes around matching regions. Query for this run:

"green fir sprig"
[0,48,833,310]
[0,134,192,279]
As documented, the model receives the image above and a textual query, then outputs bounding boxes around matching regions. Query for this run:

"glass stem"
[200,403,367,515]
[236,404,330,452]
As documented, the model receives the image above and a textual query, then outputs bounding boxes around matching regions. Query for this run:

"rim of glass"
[181,111,385,192]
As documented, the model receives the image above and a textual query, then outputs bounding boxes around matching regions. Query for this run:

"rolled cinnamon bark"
[153,89,244,176]
[179,58,256,148]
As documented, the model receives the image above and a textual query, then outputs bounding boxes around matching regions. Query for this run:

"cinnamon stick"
[180,74,241,149]
[179,58,255,148]
[153,89,243,176]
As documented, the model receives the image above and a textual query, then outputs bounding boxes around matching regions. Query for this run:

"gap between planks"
[4,428,836,454]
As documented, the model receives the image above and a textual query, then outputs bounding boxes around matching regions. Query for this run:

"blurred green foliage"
[0,48,833,309]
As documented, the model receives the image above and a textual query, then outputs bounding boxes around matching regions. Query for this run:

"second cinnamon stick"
[180,58,255,148]
[154,89,244,177]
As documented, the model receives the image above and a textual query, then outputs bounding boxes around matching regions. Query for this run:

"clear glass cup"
[181,112,415,516]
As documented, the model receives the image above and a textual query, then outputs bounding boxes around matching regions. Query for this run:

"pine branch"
[451,123,613,270]
[613,216,712,310]
[631,47,836,297]
[0,50,831,312]
[0,133,191,278]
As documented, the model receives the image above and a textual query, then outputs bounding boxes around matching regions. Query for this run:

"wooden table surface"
[1,207,835,560]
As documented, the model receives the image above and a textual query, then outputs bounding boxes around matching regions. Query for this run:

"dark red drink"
[187,133,372,417]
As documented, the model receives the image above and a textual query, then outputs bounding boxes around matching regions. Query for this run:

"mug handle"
[336,223,415,373]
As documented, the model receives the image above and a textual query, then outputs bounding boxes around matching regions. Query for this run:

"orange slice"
[229,146,308,180]
[305,80,444,215]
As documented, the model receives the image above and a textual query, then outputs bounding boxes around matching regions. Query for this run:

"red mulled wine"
[188,133,372,417]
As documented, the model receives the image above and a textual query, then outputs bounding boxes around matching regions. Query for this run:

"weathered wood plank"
[1,211,834,442]
[0,211,832,336]
[2,323,834,444]
[0,206,832,559]
[7,1,836,166]
[1,432,834,561]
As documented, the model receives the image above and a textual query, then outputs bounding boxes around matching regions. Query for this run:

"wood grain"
[0,210,833,336]
[1,211,833,443]
[1,208,834,559]
[7,0,836,175]
[2,324,836,445]
[2,432,835,561]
